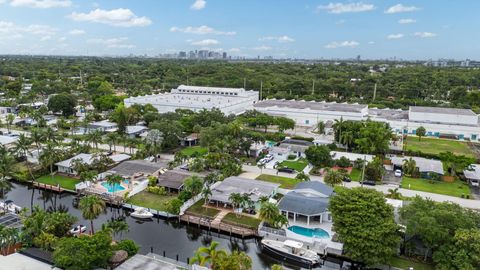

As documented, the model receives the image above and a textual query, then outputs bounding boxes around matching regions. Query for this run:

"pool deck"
[285,221,343,255]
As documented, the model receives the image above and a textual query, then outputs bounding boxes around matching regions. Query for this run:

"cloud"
[190,39,219,46]
[40,35,51,41]
[317,2,375,14]
[170,25,235,36]
[259,35,295,43]
[69,8,152,27]
[252,45,272,51]
[398,18,416,24]
[68,29,85,35]
[368,41,375,44]
[324,40,359,49]
[9,0,71,8]
[414,32,437,38]
[0,21,57,40]
[58,36,66,42]
[385,4,419,14]
[190,0,206,10]
[387,33,404,39]
[87,37,136,48]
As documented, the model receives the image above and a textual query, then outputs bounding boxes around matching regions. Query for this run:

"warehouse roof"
[254,99,367,113]
[409,106,477,116]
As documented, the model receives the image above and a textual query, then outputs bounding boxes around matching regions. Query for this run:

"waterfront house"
[157,170,196,193]
[55,153,131,176]
[278,181,334,226]
[209,176,280,209]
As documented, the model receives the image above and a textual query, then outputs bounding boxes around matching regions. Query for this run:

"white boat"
[130,207,154,219]
[69,225,87,235]
[261,239,321,266]
[0,200,22,214]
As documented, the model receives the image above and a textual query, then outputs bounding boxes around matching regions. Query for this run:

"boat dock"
[180,214,258,238]
[122,203,178,219]
[32,182,67,193]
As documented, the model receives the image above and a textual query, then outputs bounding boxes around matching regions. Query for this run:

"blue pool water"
[101,182,126,193]
[287,226,330,238]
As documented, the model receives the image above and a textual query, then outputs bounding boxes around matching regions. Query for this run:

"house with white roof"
[390,156,444,178]
[56,153,131,175]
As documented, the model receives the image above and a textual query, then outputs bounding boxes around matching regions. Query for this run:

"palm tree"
[105,132,118,152]
[105,174,123,194]
[295,171,310,181]
[102,220,129,240]
[324,169,345,187]
[39,143,60,186]
[69,116,78,136]
[183,176,204,196]
[11,134,31,159]
[259,202,281,228]
[201,185,212,206]
[333,116,345,143]
[87,130,103,149]
[0,146,15,199]
[145,130,163,162]
[44,127,59,144]
[30,128,44,152]
[79,195,106,234]
[402,157,417,176]
[228,192,243,217]
[5,113,14,133]
[341,131,355,150]
[387,188,402,199]
[190,241,227,268]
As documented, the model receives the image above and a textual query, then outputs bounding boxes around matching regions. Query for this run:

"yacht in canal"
[0,200,22,214]
[130,207,154,219]
[261,239,321,266]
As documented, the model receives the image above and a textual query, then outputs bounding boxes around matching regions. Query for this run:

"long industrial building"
[124,85,259,115]
[254,99,480,141]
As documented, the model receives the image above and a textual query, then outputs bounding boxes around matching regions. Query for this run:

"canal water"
[5,183,333,270]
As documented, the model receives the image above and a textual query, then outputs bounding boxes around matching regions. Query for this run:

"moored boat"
[130,207,154,219]
[0,200,22,214]
[261,239,320,266]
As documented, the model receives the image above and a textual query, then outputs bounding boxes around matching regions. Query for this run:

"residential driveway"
[383,170,402,185]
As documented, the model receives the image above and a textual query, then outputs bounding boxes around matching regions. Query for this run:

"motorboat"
[130,207,154,219]
[69,225,87,235]
[0,200,22,214]
[261,239,320,266]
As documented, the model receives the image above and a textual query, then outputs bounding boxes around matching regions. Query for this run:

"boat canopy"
[284,240,303,249]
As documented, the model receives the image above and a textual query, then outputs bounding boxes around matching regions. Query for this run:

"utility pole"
[361,155,366,187]
[260,80,263,100]
[373,83,377,101]
[312,79,315,95]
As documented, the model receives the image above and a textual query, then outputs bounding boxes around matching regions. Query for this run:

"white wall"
[409,111,478,126]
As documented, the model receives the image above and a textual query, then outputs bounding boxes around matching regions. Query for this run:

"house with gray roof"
[107,160,168,179]
[209,176,280,209]
[391,156,444,178]
[157,170,196,192]
[278,181,334,226]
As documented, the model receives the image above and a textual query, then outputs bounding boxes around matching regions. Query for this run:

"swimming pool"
[101,182,126,193]
[287,226,330,239]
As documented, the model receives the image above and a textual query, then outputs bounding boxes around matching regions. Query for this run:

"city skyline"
[0,0,479,60]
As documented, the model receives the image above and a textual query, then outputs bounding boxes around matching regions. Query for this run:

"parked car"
[257,159,267,166]
[278,167,295,174]
[360,180,376,186]
[394,169,402,177]
[265,154,274,161]
[343,176,352,182]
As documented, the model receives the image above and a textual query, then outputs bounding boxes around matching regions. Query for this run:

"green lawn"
[127,191,177,212]
[389,257,435,270]
[222,213,262,229]
[185,200,221,218]
[255,174,301,189]
[401,177,471,198]
[36,175,81,191]
[349,168,362,181]
[405,136,476,158]
[279,158,308,171]
[180,146,208,157]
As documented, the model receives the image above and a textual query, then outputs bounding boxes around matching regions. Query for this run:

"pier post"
[163,251,165,257]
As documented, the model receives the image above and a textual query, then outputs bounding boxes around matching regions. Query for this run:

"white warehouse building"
[254,99,480,141]
[124,85,259,115]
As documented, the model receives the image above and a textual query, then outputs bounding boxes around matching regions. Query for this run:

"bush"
[264,132,286,142]
[327,143,337,150]
[164,198,183,215]
[335,156,352,168]
[146,186,167,195]
[147,175,157,187]
[178,190,192,202]
[287,154,297,160]
[114,239,139,257]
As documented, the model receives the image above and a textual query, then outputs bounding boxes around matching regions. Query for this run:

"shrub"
[178,190,192,202]
[147,175,157,187]
[264,132,286,142]
[327,143,337,150]
[164,198,183,215]
[335,156,352,168]
[290,136,314,142]
[287,154,297,160]
[146,186,167,195]
[114,239,139,257]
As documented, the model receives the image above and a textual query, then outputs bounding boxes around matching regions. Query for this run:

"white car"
[394,169,402,177]
[265,154,274,161]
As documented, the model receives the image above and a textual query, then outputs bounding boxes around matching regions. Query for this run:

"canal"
[4,182,333,270]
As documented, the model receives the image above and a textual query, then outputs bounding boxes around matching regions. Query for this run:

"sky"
[0,0,478,60]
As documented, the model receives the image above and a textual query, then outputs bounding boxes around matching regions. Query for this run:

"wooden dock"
[180,214,258,238]
[32,182,65,193]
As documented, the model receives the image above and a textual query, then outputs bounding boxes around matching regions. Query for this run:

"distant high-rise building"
[222,52,227,59]
[179,51,187,58]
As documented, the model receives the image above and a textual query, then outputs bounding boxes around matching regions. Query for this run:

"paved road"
[241,165,480,210]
